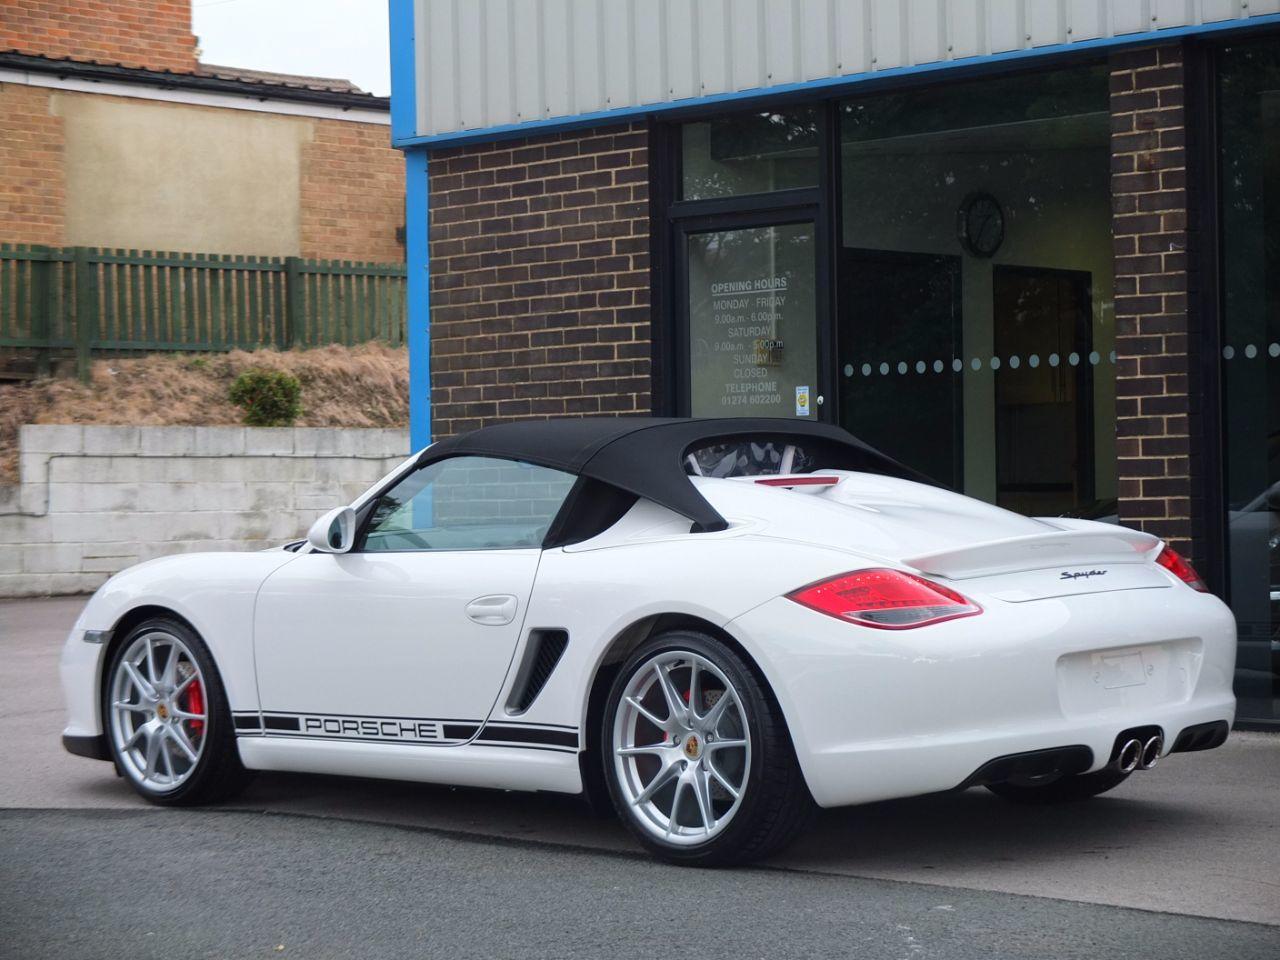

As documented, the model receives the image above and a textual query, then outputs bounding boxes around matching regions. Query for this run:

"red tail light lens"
[787,569,982,629]
[1155,544,1209,592]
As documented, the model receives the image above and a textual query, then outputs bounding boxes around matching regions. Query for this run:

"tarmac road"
[2,596,1279,959]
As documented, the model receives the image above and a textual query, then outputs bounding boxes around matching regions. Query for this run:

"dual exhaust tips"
[1114,734,1163,774]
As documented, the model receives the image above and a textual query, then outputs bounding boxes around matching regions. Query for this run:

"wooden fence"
[0,244,408,380]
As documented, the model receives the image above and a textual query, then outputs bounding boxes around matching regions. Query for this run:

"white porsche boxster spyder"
[60,418,1236,865]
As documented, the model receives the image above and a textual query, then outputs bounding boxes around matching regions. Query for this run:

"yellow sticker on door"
[795,385,810,417]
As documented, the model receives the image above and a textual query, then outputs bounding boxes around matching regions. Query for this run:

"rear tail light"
[1155,544,1209,592]
[787,568,982,629]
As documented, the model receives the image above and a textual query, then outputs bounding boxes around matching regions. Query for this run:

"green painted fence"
[0,244,408,380]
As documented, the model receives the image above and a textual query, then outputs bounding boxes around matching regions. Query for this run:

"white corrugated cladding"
[412,0,1276,138]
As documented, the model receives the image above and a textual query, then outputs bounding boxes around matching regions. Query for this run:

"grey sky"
[192,0,391,96]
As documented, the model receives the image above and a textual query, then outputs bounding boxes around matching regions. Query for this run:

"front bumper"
[59,609,111,754]
[62,733,110,761]
[728,585,1237,808]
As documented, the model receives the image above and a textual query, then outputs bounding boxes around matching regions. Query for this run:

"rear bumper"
[728,585,1237,808]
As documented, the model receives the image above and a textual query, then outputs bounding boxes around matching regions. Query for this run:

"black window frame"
[649,54,1119,428]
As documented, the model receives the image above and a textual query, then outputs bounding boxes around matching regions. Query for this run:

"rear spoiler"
[905,526,1161,580]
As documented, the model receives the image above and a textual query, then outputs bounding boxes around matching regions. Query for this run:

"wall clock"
[957,192,1005,258]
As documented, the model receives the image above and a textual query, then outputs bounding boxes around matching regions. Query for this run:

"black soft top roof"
[419,417,931,533]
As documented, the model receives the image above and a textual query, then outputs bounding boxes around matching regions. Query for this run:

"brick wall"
[427,123,652,437]
[1110,43,1203,563]
[301,118,405,263]
[0,0,196,73]
[0,84,65,246]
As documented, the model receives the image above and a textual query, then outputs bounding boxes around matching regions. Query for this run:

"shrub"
[228,369,302,427]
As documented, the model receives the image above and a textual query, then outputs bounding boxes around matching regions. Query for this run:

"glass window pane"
[837,64,1114,514]
[362,456,577,552]
[681,107,820,200]
[1218,39,1280,724]
[686,223,817,419]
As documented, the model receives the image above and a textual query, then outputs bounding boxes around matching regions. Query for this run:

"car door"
[252,455,578,745]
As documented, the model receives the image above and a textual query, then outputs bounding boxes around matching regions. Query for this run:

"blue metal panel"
[388,0,418,144]
[391,11,1280,149]
[404,147,431,451]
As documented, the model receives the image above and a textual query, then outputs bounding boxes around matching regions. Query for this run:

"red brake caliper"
[187,678,205,736]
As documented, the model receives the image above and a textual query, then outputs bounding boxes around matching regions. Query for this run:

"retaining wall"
[0,424,408,597]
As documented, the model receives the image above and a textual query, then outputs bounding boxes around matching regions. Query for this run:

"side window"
[361,456,578,552]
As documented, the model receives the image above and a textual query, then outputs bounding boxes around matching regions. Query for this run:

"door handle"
[466,594,518,626]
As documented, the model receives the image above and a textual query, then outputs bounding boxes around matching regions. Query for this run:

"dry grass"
[0,344,408,483]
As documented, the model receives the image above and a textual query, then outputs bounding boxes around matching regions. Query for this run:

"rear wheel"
[986,768,1130,804]
[104,617,250,805]
[602,630,813,866]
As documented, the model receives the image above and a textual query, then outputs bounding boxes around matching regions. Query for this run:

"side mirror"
[307,506,357,554]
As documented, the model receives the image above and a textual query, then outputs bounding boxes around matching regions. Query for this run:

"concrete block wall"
[0,425,408,598]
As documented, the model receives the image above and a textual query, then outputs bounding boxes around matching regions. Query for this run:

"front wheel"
[602,630,813,866]
[104,617,250,805]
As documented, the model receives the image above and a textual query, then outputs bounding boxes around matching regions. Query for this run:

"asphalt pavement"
[2,595,1278,959]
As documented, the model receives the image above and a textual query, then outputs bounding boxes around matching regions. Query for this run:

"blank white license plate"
[1095,651,1147,689]
[1056,640,1199,717]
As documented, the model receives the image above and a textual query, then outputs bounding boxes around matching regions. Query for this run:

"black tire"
[986,768,1130,805]
[103,617,251,806]
[601,630,814,866]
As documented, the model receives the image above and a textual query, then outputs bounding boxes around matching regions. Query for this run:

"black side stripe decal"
[477,725,578,749]
[236,711,578,751]
[442,723,480,741]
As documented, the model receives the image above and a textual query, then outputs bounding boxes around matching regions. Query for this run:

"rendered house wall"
[0,85,404,262]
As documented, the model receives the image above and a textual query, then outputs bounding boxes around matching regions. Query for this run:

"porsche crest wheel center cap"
[683,734,702,760]
[155,703,169,720]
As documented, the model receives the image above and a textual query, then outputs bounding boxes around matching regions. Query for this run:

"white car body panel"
[728,584,1235,807]
[61,450,1238,809]
[253,549,541,724]
[60,552,296,740]
[235,738,582,795]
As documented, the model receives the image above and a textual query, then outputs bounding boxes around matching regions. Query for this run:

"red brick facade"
[300,118,406,264]
[0,0,196,73]
[0,83,65,246]
[426,123,652,438]
[1110,44,1201,562]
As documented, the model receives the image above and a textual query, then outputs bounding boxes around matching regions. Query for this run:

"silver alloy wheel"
[612,650,751,846]
[108,630,208,793]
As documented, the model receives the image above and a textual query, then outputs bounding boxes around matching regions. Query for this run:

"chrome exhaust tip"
[1116,738,1142,774]
[1138,734,1163,771]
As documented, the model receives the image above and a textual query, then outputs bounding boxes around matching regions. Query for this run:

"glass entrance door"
[682,220,821,420]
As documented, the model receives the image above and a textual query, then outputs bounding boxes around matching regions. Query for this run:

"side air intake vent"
[506,630,569,714]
